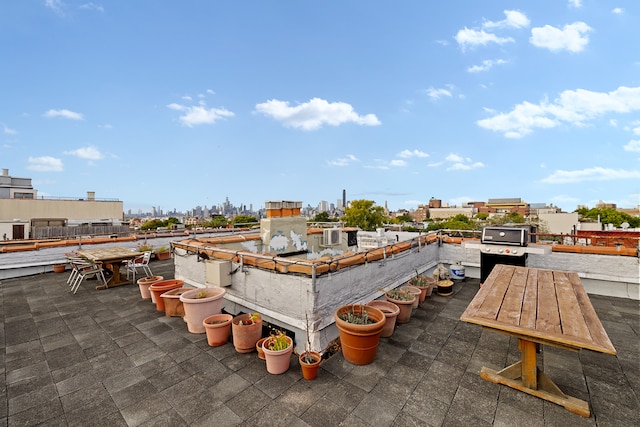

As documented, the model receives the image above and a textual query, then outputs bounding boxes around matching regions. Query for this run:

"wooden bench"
[460,264,616,417]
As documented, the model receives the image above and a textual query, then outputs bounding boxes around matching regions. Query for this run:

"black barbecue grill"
[464,226,551,282]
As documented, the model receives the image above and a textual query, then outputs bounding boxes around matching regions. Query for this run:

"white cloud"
[467,59,508,73]
[624,140,640,152]
[455,28,514,50]
[445,153,484,171]
[541,167,640,183]
[477,85,640,138]
[2,123,17,135]
[167,103,234,127]
[327,154,358,167]
[44,109,84,120]
[64,146,104,160]
[426,87,452,100]
[483,10,530,29]
[45,0,65,15]
[79,3,104,13]
[568,0,582,8]
[390,159,407,167]
[612,8,624,14]
[530,22,591,53]
[398,149,429,158]
[254,98,381,130]
[27,156,63,172]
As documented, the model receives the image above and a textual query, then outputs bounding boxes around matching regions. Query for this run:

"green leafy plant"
[154,245,168,253]
[137,242,154,252]
[265,330,290,351]
[238,312,260,326]
[410,275,431,287]
[385,288,414,301]
[339,304,375,325]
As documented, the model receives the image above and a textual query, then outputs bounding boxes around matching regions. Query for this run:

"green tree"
[576,207,640,228]
[343,200,388,231]
[231,215,258,227]
[474,213,489,220]
[394,214,413,224]
[312,212,331,222]
[140,219,164,230]
[205,215,228,228]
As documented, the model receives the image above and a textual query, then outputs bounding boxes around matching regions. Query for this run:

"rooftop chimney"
[1,168,8,176]
[87,191,95,201]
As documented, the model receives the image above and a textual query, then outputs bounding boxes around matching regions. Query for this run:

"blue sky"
[1,1,639,215]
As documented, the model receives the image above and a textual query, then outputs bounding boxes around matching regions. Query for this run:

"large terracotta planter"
[53,264,66,274]
[160,287,192,317]
[366,300,400,337]
[299,351,322,380]
[384,293,415,324]
[405,286,422,309]
[180,287,227,333]
[149,279,183,311]
[231,313,263,353]
[203,313,233,346]
[262,335,294,374]
[155,251,171,261]
[334,305,385,365]
[137,275,164,300]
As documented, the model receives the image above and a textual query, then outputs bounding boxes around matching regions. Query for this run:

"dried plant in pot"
[409,273,436,302]
[299,312,322,380]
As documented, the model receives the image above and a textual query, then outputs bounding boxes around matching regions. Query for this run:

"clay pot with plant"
[231,313,263,353]
[203,313,233,346]
[154,245,171,261]
[299,312,322,380]
[384,288,415,323]
[262,330,294,374]
[334,304,385,365]
[409,274,436,302]
[179,287,227,333]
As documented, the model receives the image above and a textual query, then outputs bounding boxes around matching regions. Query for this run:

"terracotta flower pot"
[155,251,171,261]
[256,338,267,360]
[366,300,400,337]
[231,313,263,353]
[262,335,293,374]
[299,351,322,380]
[405,286,422,309]
[160,287,192,317]
[53,264,66,274]
[410,276,435,302]
[334,305,385,365]
[149,279,183,311]
[137,275,164,300]
[384,293,415,324]
[203,313,233,346]
[180,287,227,334]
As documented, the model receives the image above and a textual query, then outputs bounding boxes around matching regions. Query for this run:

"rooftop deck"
[1,259,638,426]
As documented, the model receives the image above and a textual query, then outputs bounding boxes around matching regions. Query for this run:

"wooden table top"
[77,247,143,262]
[461,264,616,355]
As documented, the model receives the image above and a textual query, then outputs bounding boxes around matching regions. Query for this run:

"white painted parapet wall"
[174,232,639,354]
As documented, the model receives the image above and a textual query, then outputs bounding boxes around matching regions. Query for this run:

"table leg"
[480,338,590,417]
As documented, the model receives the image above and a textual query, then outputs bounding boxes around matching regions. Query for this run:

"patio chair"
[66,255,95,287]
[70,261,107,294]
[124,251,153,282]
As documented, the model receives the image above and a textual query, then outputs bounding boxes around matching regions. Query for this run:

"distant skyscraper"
[342,189,346,209]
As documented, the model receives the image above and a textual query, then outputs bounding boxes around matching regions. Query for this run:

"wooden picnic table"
[77,247,143,290]
[460,264,616,418]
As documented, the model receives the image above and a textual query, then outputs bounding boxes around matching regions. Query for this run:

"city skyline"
[2,1,639,214]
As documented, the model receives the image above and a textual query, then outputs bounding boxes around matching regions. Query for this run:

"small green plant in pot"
[262,330,293,374]
[384,288,415,324]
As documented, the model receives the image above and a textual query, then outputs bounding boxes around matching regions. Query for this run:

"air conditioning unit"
[323,228,342,246]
